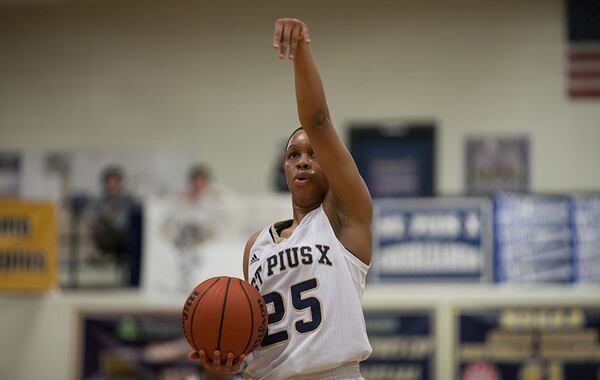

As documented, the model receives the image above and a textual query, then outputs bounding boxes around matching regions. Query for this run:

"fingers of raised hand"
[188,351,199,360]
[300,24,310,43]
[273,18,308,59]
[273,19,284,50]
[281,21,293,59]
[289,23,302,59]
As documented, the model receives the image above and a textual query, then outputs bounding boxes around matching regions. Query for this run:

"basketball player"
[191,18,373,380]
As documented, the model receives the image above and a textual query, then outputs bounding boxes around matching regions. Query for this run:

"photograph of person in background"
[185,164,212,203]
[90,165,143,287]
[146,163,242,297]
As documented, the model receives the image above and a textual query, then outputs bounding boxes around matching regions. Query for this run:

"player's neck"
[291,203,320,225]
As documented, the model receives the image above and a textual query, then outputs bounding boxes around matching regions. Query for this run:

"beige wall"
[1,0,598,194]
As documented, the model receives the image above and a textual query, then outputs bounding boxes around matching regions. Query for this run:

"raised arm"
[274,18,372,264]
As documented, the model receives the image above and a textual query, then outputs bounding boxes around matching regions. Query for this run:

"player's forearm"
[293,41,332,131]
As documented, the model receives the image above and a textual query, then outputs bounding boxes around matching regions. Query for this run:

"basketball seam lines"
[189,277,221,351]
[216,277,232,352]
[239,280,254,355]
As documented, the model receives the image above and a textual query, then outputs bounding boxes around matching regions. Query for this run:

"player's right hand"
[273,18,311,60]
[189,349,246,374]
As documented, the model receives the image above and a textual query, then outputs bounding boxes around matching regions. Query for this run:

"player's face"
[284,130,329,208]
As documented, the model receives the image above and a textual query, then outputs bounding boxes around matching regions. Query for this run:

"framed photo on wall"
[349,122,436,198]
[465,137,529,195]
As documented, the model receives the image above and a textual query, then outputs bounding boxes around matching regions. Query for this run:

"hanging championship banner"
[457,307,600,380]
[0,199,58,291]
[372,198,492,282]
[362,310,435,380]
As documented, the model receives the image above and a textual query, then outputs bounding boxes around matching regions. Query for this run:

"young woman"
[192,18,373,380]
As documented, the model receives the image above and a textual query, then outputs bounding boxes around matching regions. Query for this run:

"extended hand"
[273,18,311,60]
[189,349,246,374]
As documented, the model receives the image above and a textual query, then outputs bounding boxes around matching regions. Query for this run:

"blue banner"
[571,195,600,283]
[457,307,600,380]
[494,193,574,283]
[363,310,434,380]
[372,198,492,282]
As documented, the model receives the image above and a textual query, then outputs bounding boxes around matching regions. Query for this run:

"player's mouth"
[293,172,313,185]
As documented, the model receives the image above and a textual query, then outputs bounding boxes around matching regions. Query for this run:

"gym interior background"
[1,0,599,379]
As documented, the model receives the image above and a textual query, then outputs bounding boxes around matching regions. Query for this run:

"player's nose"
[296,153,311,169]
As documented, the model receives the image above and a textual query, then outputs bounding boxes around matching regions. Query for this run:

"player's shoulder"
[245,229,262,252]
[243,230,263,281]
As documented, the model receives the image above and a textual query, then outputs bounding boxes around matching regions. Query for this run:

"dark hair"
[285,127,304,150]
[188,164,211,183]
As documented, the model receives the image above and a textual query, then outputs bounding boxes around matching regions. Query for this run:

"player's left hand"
[189,349,246,374]
[273,18,311,60]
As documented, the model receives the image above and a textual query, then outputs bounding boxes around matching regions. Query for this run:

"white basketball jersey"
[244,205,372,380]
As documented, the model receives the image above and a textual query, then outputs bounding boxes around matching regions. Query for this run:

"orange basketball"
[182,276,267,362]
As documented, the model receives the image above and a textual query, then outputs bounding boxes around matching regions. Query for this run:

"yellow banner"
[0,199,58,291]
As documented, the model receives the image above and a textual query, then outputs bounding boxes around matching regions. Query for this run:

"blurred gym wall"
[1,0,598,194]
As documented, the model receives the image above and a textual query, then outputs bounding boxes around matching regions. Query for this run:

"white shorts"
[284,363,364,380]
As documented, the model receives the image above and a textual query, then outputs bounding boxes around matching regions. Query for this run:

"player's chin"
[293,189,325,207]
[291,181,313,193]
[292,182,317,195]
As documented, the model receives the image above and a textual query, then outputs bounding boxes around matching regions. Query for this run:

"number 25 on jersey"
[261,278,322,347]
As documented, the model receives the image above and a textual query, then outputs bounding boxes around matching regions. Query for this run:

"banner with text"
[572,195,600,283]
[0,199,57,291]
[457,307,600,380]
[494,193,574,283]
[363,310,435,380]
[372,198,492,282]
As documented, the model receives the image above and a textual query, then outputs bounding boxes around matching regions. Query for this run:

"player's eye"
[288,152,299,159]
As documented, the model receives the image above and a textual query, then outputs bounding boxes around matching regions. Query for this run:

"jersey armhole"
[244,228,267,280]
[319,207,370,274]
[340,244,370,275]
